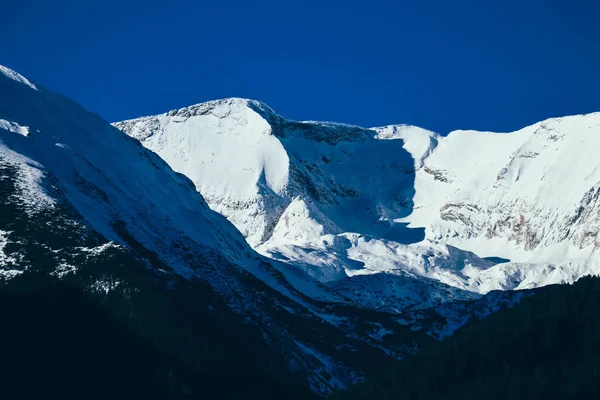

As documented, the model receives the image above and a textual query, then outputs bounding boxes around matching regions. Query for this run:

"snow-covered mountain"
[115,99,481,312]
[4,61,596,397]
[0,65,458,396]
[116,97,600,300]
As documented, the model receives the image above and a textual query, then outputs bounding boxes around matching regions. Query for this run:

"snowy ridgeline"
[116,97,600,303]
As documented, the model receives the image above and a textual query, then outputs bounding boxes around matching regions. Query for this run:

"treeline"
[334,276,600,400]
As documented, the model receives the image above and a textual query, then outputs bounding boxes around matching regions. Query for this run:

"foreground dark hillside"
[0,273,195,400]
[335,276,600,400]
[0,273,317,400]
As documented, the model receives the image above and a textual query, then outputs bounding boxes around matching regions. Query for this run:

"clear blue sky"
[2,0,599,134]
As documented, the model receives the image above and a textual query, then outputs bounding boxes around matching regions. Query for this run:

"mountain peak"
[158,97,279,123]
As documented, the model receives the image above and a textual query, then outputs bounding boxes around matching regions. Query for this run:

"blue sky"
[2,0,599,134]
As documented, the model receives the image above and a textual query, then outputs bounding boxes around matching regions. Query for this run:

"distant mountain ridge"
[116,98,600,302]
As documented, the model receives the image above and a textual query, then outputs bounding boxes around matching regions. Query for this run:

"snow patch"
[52,263,77,278]
[0,230,19,275]
[0,118,30,137]
[90,278,121,294]
[75,242,122,255]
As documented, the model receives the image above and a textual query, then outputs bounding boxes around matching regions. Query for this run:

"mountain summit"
[116,98,600,300]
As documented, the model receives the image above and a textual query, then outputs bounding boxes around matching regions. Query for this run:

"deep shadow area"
[0,273,196,400]
[0,272,321,400]
[483,256,511,264]
[269,116,427,245]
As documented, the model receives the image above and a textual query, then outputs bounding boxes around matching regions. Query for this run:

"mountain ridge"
[115,97,600,301]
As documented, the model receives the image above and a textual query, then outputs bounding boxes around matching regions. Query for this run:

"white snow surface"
[117,98,600,300]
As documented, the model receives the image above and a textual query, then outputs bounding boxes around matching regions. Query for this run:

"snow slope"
[408,115,600,259]
[116,98,600,299]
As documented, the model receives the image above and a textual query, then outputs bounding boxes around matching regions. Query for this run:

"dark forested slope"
[0,273,196,400]
[335,276,600,400]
